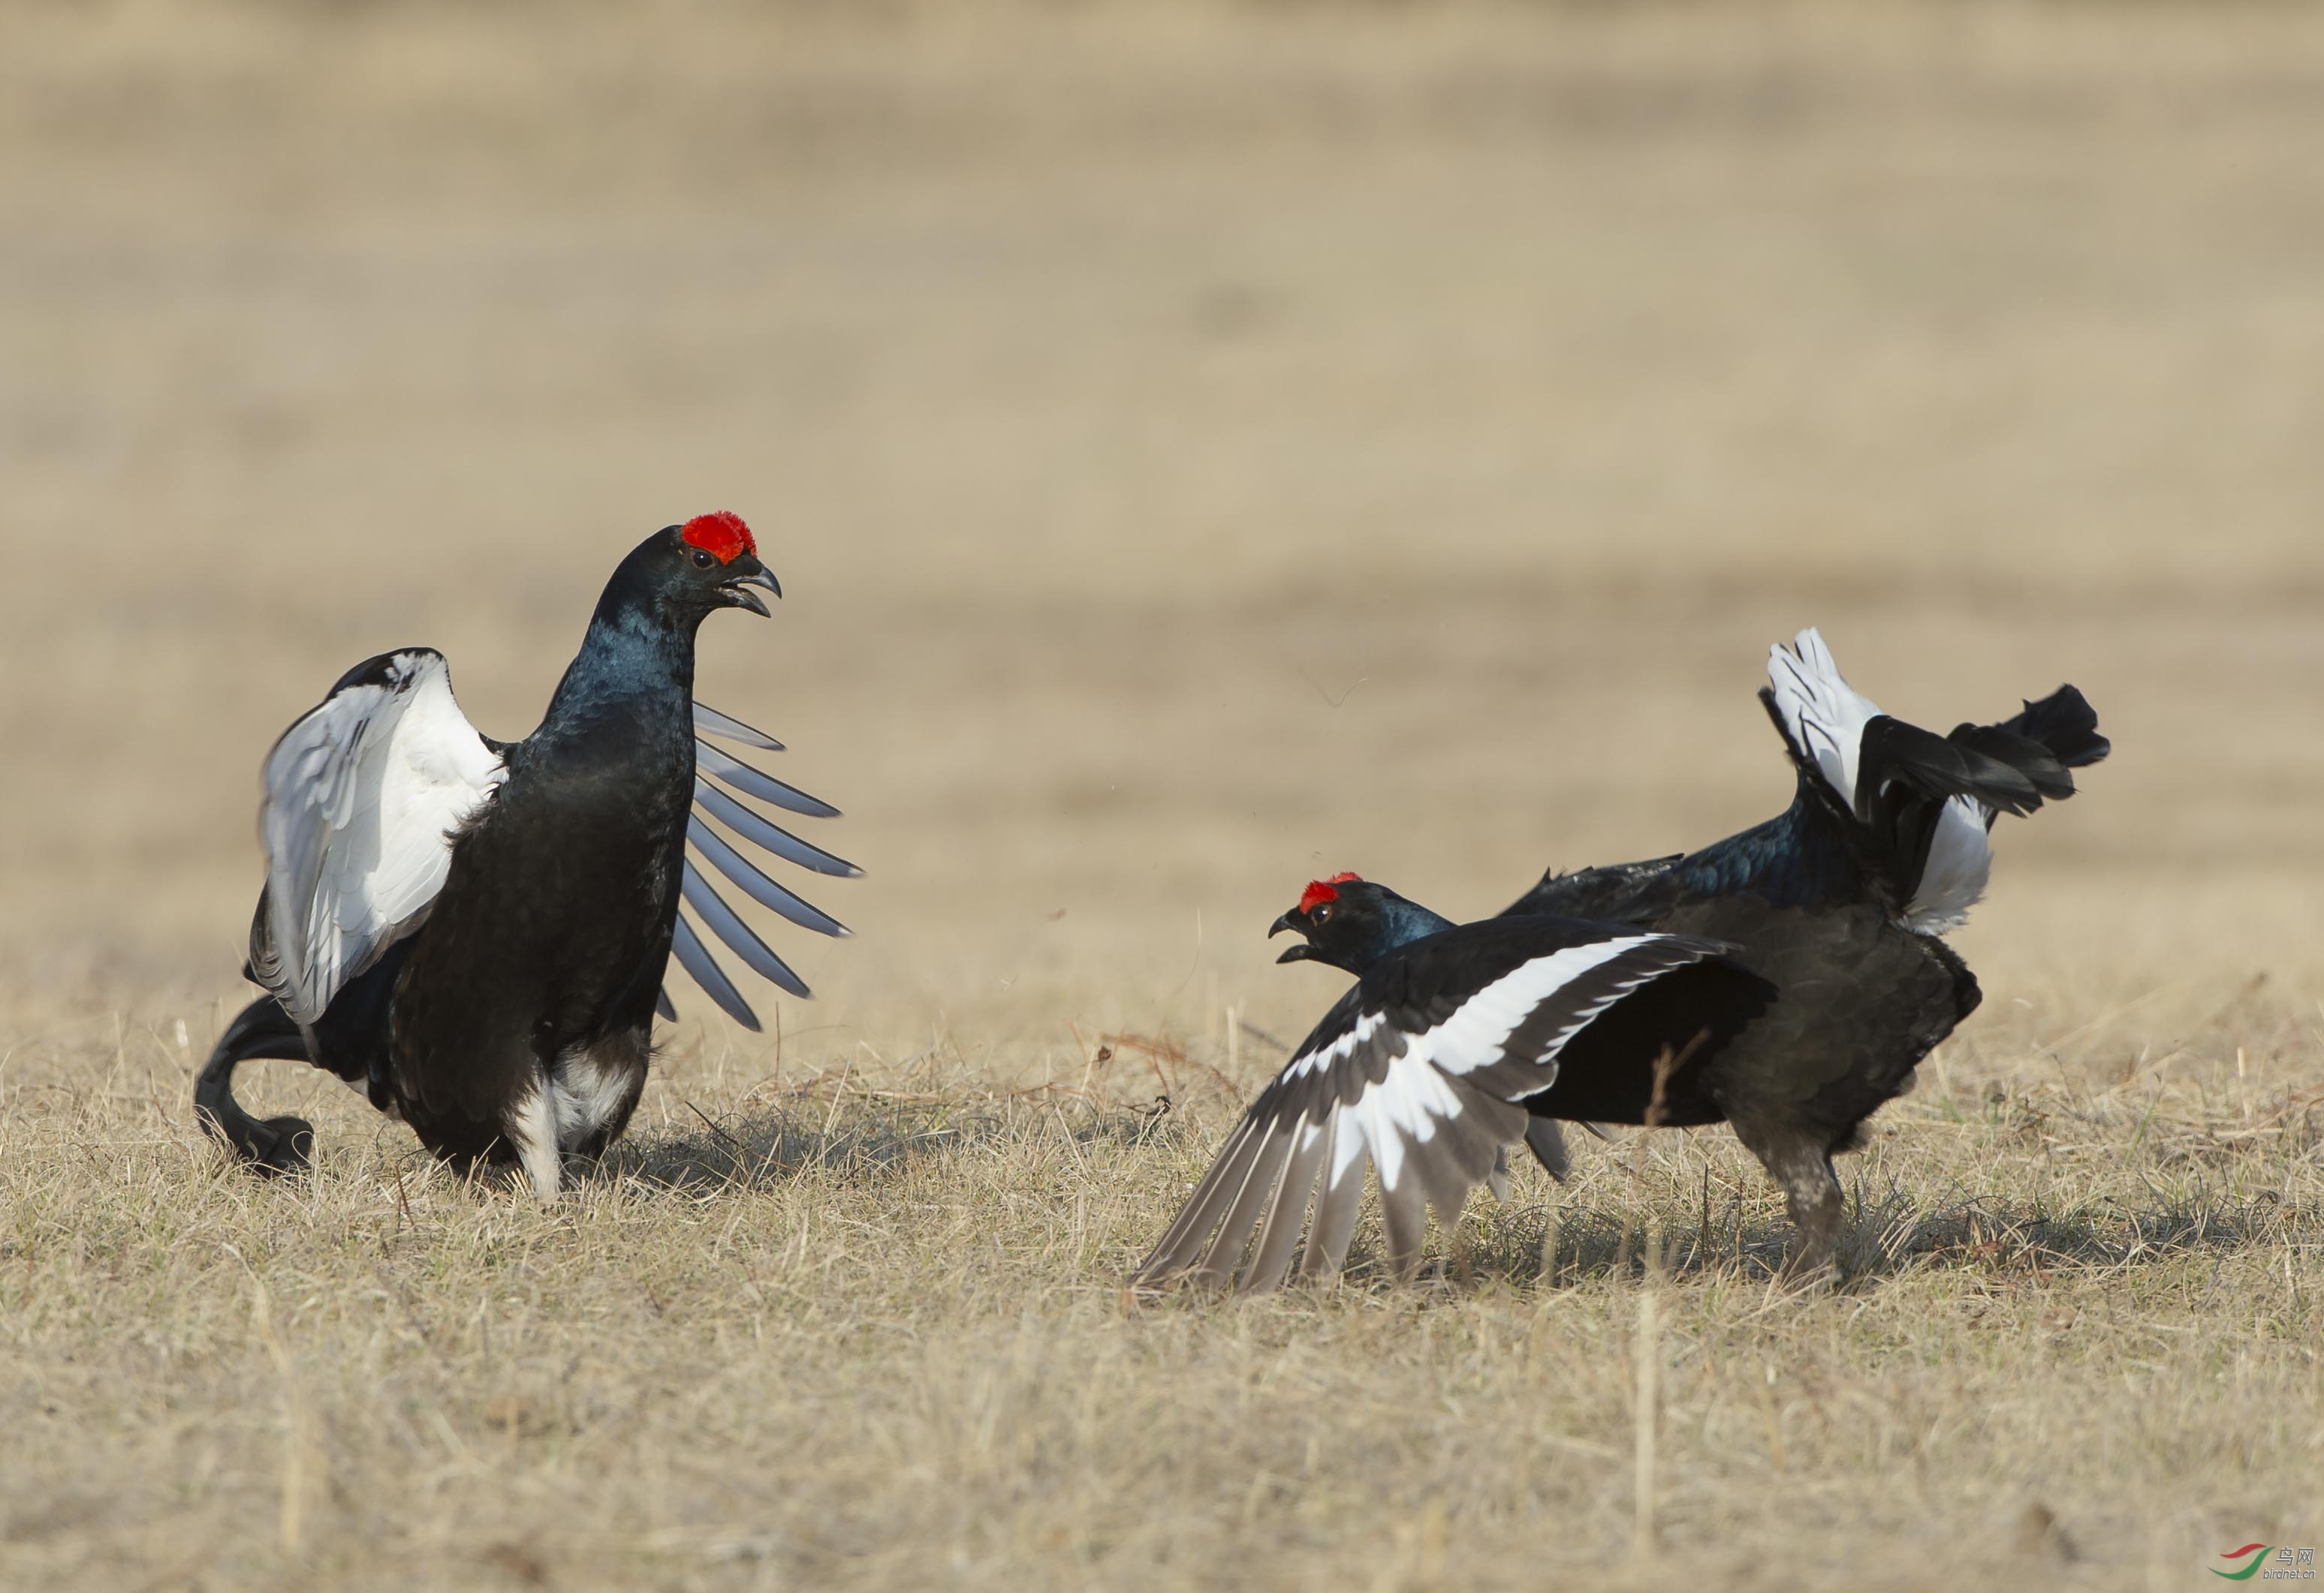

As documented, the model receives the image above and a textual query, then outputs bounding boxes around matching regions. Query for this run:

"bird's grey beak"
[723,565,781,617]
[1269,912,1312,962]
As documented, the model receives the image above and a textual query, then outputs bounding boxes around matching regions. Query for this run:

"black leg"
[194,997,318,1176]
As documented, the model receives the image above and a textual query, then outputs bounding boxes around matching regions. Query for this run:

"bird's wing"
[1132,923,1741,1295]
[665,700,861,1030]
[251,649,505,1025]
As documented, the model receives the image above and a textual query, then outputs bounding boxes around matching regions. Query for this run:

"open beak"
[722,564,781,618]
[1269,911,1313,963]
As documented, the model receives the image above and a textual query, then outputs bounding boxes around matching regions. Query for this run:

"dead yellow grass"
[4,2,2323,1588]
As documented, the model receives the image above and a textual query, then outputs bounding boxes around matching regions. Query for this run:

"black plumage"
[195,515,855,1194]
[1141,628,2107,1287]
[1133,890,1774,1292]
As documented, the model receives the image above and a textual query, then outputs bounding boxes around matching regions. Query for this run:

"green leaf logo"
[2213,1545,2272,1581]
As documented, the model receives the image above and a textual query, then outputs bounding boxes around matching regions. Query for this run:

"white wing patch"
[255,649,504,1025]
[1283,1011,1383,1083]
[252,670,855,1033]
[1766,627,1993,934]
[1403,938,1651,1086]
[1321,935,1663,1197]
[1337,1048,1468,1195]
[1135,932,1715,1294]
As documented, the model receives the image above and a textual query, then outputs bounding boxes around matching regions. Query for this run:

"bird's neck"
[1350,897,1458,971]
[539,602,698,737]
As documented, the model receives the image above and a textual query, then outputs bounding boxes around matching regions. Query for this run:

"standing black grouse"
[1137,629,2105,1288]
[195,513,858,1195]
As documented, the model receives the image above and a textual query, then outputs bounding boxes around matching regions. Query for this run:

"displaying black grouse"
[1133,894,1775,1292]
[194,513,858,1195]
[1137,629,2106,1288]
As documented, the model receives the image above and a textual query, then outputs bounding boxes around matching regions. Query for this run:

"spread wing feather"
[251,649,505,1026]
[1133,925,1741,1293]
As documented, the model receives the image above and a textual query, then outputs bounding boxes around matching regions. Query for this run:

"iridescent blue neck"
[1367,894,1458,960]
[539,598,698,736]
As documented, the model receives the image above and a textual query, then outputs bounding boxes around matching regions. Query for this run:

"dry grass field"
[5,2,2324,1587]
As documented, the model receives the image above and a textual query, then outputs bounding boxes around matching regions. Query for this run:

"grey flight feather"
[1241,1112,1332,1294]
[1195,1123,1301,1286]
[1135,1116,1266,1287]
[1301,1131,1365,1281]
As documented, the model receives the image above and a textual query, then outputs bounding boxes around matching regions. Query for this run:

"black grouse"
[195,513,858,1195]
[1137,629,2106,1288]
[1133,886,1775,1292]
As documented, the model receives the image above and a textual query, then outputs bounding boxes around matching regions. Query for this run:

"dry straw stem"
[1632,1284,1660,1564]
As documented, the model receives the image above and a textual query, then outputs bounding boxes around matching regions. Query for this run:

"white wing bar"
[1136,933,1720,1293]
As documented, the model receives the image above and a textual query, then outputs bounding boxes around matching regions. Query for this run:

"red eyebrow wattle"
[1299,873,1359,914]
[680,511,755,564]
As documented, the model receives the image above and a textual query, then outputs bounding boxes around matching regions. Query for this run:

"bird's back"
[1504,780,1876,927]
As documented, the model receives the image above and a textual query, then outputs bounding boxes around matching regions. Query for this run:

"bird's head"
[609,513,782,628]
[1269,873,1439,974]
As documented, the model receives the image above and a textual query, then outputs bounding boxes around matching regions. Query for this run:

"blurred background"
[5,0,2322,1080]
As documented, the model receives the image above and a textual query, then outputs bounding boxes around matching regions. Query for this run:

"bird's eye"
[1311,904,1333,924]
[691,548,714,569]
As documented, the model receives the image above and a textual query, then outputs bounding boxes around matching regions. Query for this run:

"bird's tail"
[1761,629,2109,932]
[194,997,318,1176]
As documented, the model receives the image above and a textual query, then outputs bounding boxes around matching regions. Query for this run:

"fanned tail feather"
[1989,684,2110,775]
[661,700,860,1028]
[1764,631,2107,933]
